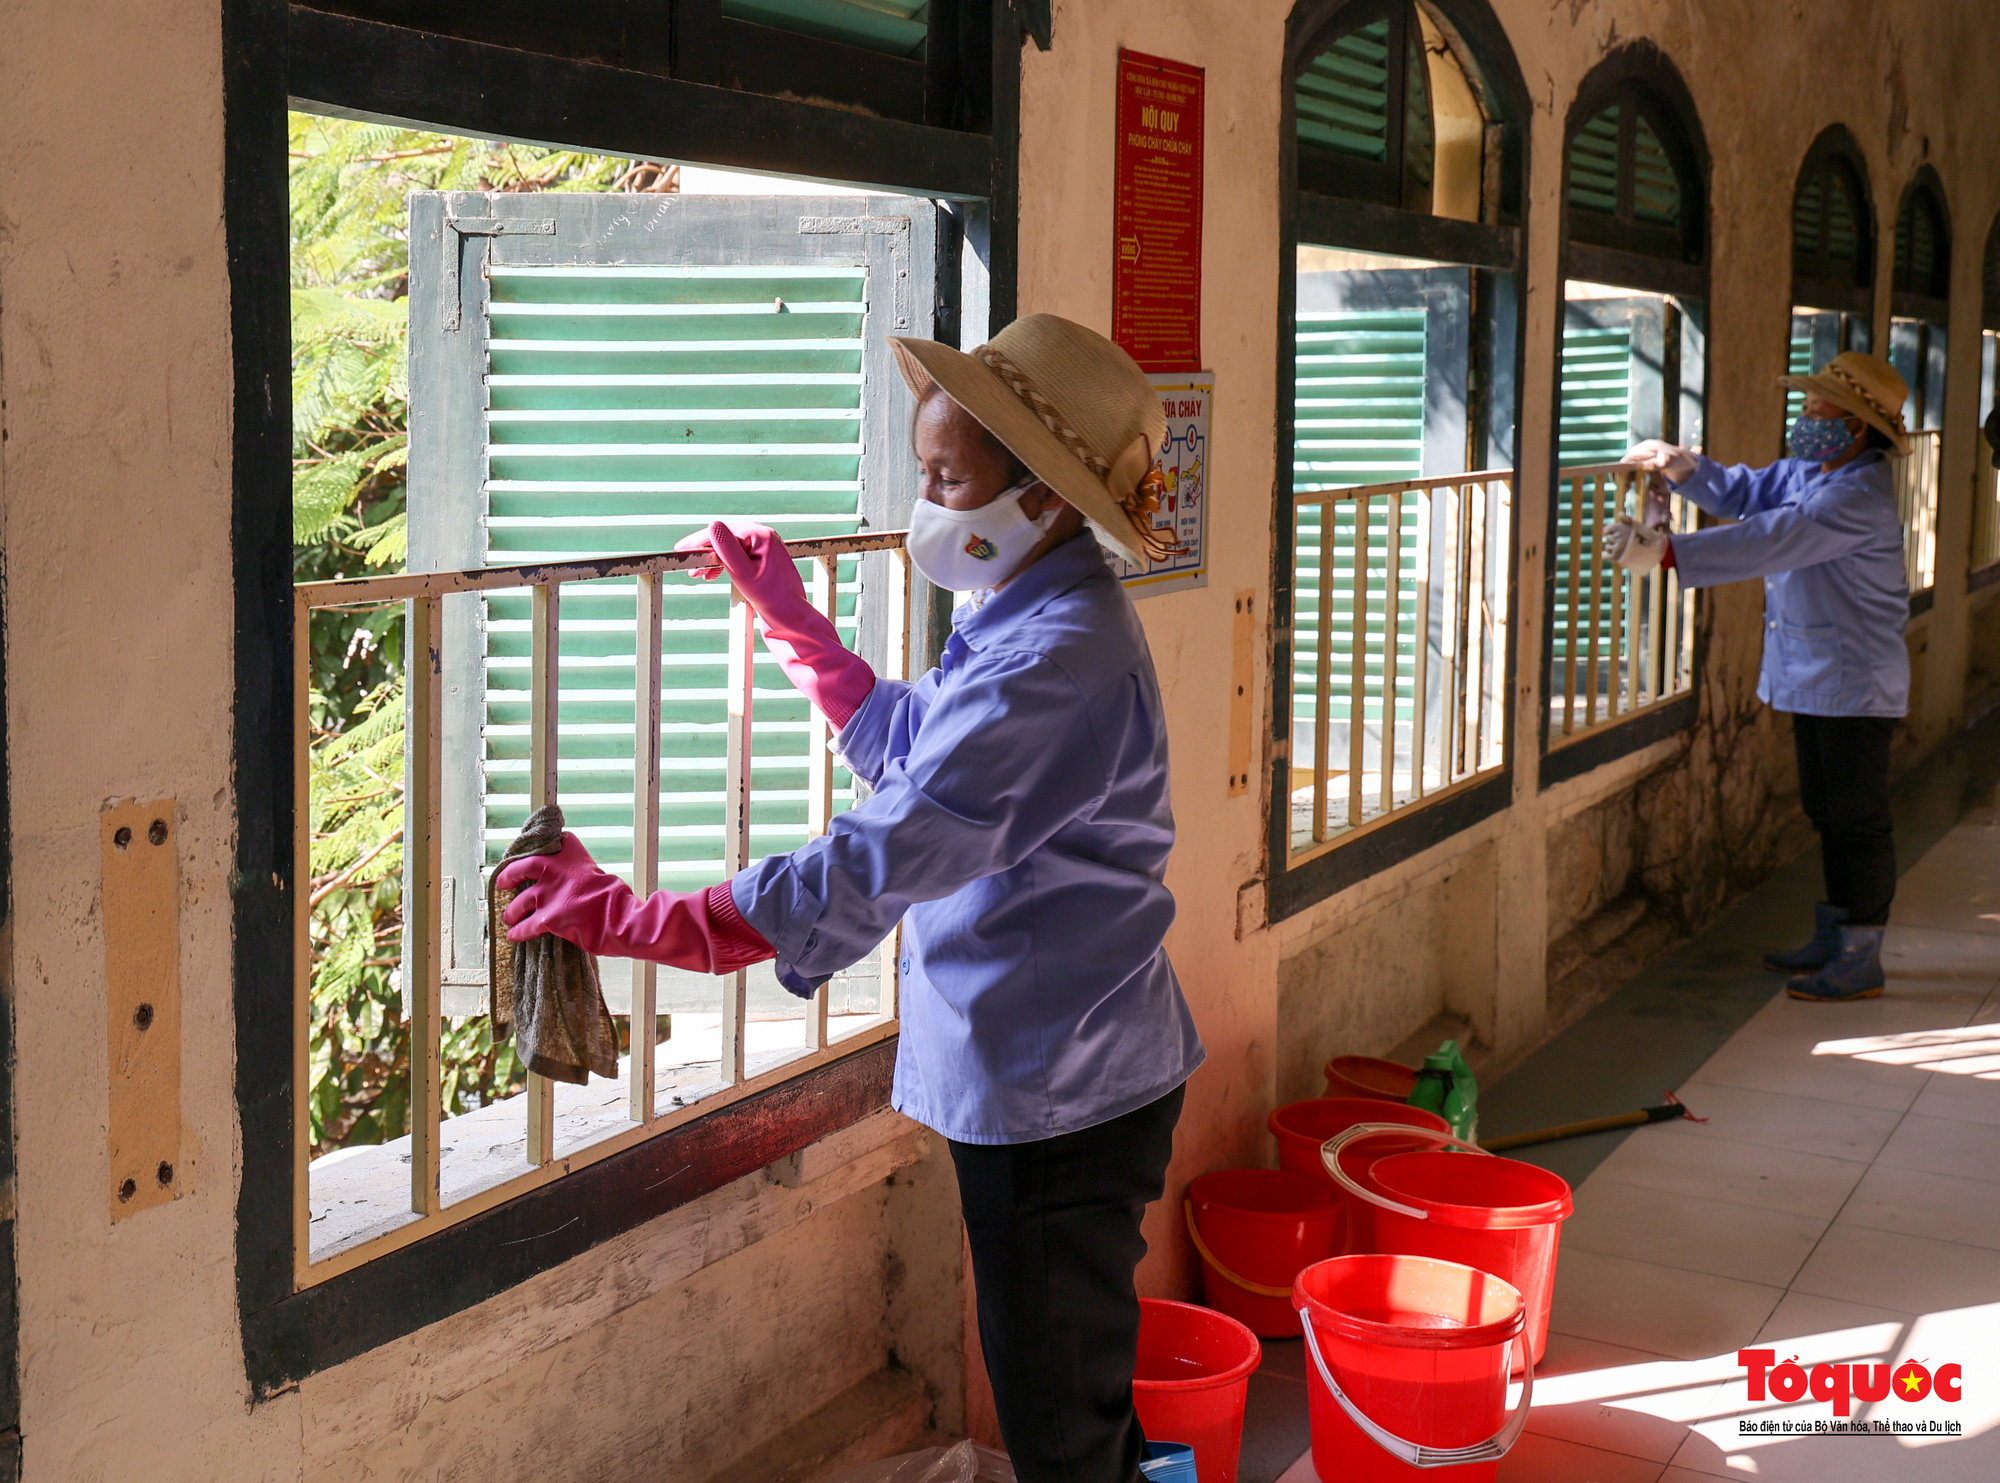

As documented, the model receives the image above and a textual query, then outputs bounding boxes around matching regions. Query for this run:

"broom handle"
[1479,1102,1686,1152]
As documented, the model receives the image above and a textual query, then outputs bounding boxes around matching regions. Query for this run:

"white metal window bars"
[1288,470,1513,862]
[1975,453,2000,574]
[294,530,911,1285]
[1895,428,1942,593]
[1548,463,1697,744]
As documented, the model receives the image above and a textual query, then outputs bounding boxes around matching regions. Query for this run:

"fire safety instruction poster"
[1112,49,1204,372]
[1114,372,1213,598]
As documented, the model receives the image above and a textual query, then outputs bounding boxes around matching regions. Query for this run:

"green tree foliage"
[292,114,656,1152]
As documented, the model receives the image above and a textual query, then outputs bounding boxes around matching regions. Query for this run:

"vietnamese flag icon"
[1894,1363,1931,1401]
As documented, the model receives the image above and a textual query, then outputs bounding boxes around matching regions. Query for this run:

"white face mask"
[905,478,1057,593]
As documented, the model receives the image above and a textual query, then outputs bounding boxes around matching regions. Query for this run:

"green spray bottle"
[1407,1039,1478,1142]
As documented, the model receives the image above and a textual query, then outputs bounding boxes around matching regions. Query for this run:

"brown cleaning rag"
[488,803,620,1084]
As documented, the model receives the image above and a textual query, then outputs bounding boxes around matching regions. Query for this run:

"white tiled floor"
[1277,800,2000,1483]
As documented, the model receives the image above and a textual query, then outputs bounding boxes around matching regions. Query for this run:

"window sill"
[309,1011,889,1266]
[246,1034,898,1395]
[1540,691,1697,790]
[1268,768,1513,922]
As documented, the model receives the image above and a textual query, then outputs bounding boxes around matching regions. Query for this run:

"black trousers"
[948,1085,1185,1483]
[1793,713,1897,926]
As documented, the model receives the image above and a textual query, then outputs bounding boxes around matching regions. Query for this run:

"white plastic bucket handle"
[1297,1300,1534,1468]
[1320,1123,1492,1220]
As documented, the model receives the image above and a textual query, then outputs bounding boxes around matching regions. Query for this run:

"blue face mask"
[1789,412,1860,463]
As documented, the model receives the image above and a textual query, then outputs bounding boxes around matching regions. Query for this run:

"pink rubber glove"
[495,832,773,974]
[674,520,876,729]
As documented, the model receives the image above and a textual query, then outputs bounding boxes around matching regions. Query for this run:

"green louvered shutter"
[1898,198,1940,294]
[1793,173,1825,266]
[722,0,928,56]
[1558,320,1633,467]
[1629,113,1681,228]
[1786,318,1816,426]
[1295,18,1393,161]
[1825,170,1862,272]
[409,193,937,1012]
[1552,300,1649,708]
[1289,272,1435,831]
[1786,311,1860,428]
[1567,106,1620,216]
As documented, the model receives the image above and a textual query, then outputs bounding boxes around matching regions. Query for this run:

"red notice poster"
[1112,49,1204,373]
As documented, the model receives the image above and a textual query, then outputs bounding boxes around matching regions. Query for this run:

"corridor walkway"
[1267,724,2000,1482]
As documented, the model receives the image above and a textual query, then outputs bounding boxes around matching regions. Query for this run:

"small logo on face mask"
[964,535,998,561]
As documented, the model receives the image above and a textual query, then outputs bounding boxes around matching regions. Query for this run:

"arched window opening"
[1563,82,1703,268]
[1890,168,1951,432]
[1292,1,1504,221]
[1786,128,1876,430]
[1549,47,1708,776]
[1886,168,1950,593]
[1972,213,2000,573]
[1273,0,1528,909]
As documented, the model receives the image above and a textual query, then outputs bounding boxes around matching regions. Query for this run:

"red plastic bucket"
[1132,1298,1262,1483]
[1294,1254,1531,1483]
[1185,1171,1344,1337]
[1324,1054,1419,1103]
[1327,1130,1574,1368]
[1269,1099,1450,1251]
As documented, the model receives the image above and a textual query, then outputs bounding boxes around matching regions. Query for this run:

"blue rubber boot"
[1786,926,1886,1002]
[1764,902,1848,973]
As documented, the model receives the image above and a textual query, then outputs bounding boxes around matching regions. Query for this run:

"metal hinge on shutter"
[442,216,555,331]
[799,215,912,330]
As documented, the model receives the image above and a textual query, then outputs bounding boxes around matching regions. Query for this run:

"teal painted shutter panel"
[1786,318,1816,426]
[1295,18,1394,161]
[1825,170,1861,272]
[1793,173,1824,264]
[408,194,938,1008]
[1554,298,1658,692]
[1567,106,1620,216]
[1786,311,1852,427]
[1291,294,1424,775]
[1629,113,1681,228]
[1557,320,1632,468]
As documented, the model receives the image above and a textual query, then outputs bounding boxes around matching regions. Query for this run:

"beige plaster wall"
[0,1,292,1476]
[5,2,2000,1480]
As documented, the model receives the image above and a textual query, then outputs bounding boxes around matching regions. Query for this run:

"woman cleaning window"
[1606,351,1912,1002]
[494,313,1204,1483]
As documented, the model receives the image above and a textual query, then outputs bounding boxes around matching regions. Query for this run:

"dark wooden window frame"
[295,0,994,130]
[1267,0,1530,923]
[226,0,1019,1396]
[1542,42,1710,792]
[1983,207,2000,334]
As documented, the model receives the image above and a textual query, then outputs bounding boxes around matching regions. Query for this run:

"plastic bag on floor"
[820,1439,1016,1483]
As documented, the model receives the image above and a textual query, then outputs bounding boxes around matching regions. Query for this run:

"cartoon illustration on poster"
[1115,371,1213,597]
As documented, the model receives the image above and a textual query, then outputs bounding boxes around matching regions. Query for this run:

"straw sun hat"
[1780,350,1911,455]
[890,314,1174,569]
